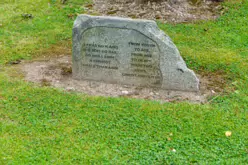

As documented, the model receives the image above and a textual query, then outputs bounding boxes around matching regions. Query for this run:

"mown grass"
[0,0,247,164]
[0,0,88,63]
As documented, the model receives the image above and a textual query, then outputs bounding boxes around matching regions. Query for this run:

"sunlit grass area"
[0,0,247,164]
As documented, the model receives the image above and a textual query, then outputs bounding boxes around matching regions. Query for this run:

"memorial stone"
[72,15,199,91]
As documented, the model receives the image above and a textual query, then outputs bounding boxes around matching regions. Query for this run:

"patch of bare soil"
[88,0,224,23]
[18,55,226,103]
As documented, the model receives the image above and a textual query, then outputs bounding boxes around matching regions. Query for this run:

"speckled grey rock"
[72,15,199,91]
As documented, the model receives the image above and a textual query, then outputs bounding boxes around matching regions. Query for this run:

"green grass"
[0,0,247,164]
[0,0,88,63]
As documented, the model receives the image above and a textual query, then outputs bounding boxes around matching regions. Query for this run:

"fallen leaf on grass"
[225,131,232,137]
[21,13,33,19]
[170,148,176,152]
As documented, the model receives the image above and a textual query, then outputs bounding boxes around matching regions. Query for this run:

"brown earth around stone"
[16,55,227,104]
[89,0,224,23]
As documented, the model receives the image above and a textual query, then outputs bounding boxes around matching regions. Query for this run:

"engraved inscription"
[121,41,161,83]
[78,27,162,87]
[81,42,119,70]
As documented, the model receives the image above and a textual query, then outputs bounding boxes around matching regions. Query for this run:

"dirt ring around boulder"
[16,55,226,103]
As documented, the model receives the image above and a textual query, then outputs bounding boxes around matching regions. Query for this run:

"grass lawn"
[0,0,247,164]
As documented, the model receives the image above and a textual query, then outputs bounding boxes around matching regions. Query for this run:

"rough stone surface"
[73,14,199,91]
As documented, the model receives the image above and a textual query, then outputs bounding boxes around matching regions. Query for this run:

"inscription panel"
[79,27,162,87]
[81,42,119,70]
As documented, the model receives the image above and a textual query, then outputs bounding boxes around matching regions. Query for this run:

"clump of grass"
[61,66,72,75]
[40,78,51,86]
